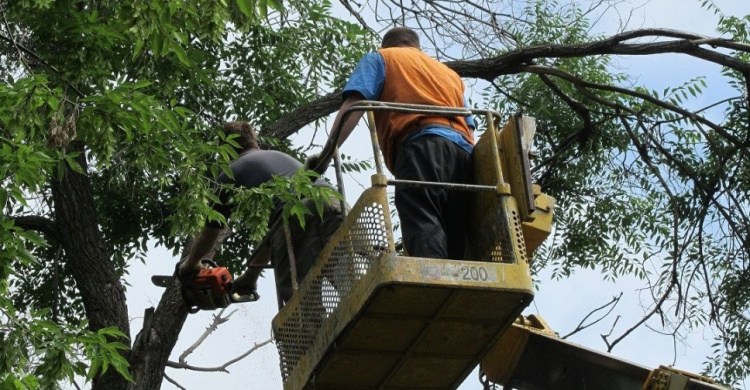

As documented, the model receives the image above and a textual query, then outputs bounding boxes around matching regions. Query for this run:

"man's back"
[223,149,302,188]
[329,26,475,260]
[211,149,329,224]
[375,47,473,170]
[378,47,466,110]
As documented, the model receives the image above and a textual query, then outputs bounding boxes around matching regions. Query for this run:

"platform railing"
[310,101,511,196]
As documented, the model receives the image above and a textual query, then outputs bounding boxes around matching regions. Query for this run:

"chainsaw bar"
[151,275,174,288]
[151,274,260,303]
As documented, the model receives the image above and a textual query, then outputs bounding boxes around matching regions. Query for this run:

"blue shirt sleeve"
[343,52,385,101]
[463,97,476,130]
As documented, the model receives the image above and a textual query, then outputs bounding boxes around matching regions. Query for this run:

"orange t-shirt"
[375,47,474,170]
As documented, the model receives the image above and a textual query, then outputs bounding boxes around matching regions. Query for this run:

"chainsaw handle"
[231,290,260,303]
[199,258,220,269]
[229,280,260,303]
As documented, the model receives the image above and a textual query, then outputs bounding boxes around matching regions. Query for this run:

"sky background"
[121,0,750,389]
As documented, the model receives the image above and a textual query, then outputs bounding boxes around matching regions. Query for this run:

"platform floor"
[304,277,533,389]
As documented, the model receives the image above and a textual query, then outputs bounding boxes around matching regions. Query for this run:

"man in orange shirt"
[328,27,475,260]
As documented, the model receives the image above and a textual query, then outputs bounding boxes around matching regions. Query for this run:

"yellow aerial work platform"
[481,315,729,390]
[271,103,555,390]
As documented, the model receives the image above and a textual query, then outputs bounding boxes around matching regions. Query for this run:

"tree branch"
[447,28,750,80]
[163,373,186,390]
[260,28,749,148]
[337,0,376,35]
[601,114,685,352]
[260,91,342,141]
[166,337,273,373]
[178,308,236,364]
[518,64,743,147]
[561,293,622,339]
[11,215,61,242]
[0,32,85,97]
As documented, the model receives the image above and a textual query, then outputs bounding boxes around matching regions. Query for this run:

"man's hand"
[177,258,210,285]
[233,243,270,299]
[232,270,260,298]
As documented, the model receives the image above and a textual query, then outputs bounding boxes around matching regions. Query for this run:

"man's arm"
[463,96,476,131]
[233,244,271,292]
[330,93,366,148]
[330,51,384,148]
[307,93,366,170]
[181,226,222,272]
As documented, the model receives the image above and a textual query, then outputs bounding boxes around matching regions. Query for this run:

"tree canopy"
[1,0,748,389]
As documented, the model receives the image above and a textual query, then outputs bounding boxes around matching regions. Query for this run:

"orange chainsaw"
[152,259,258,313]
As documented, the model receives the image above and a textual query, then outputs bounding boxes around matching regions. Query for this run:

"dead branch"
[166,337,273,373]
[178,309,237,364]
[561,293,623,339]
[163,305,275,374]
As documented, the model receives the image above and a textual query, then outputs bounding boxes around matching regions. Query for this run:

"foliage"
[479,0,750,384]
[1,260,131,388]
[1,0,749,388]
[1,0,369,387]
[209,169,343,274]
[701,12,750,386]
[485,0,646,280]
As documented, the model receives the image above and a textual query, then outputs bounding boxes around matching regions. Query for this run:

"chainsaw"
[152,259,259,313]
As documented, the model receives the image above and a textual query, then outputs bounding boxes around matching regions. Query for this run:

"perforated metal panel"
[469,125,530,265]
[483,198,529,264]
[274,186,395,383]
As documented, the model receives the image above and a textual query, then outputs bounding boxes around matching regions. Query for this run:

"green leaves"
[273,169,342,229]
[236,0,285,19]
[82,328,133,383]
[223,168,342,232]
[2,0,745,387]
[236,0,257,18]
[0,295,132,387]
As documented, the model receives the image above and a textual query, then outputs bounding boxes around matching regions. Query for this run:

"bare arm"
[183,226,222,269]
[233,245,271,290]
[329,93,366,148]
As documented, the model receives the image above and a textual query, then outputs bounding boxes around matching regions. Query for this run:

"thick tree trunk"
[50,142,131,390]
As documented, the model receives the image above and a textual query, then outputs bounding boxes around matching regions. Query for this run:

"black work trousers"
[394,134,473,260]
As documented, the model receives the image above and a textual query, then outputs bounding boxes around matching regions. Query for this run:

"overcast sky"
[122,1,750,389]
